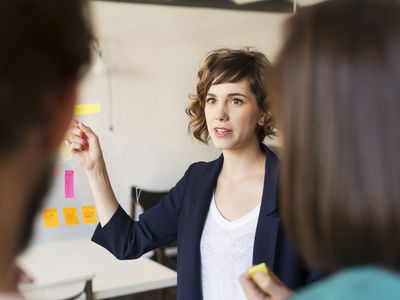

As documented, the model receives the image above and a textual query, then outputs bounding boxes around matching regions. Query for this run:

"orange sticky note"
[82,206,97,224]
[42,208,60,228]
[63,207,79,225]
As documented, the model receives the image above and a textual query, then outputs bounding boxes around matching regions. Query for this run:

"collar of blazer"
[191,143,279,217]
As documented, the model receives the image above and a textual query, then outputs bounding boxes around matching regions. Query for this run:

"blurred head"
[0,0,92,253]
[186,48,276,145]
[271,0,400,271]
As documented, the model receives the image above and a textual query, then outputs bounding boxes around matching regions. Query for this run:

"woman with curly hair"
[67,48,322,300]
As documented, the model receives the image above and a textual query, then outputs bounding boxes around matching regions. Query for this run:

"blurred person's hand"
[9,265,34,284]
[240,270,293,300]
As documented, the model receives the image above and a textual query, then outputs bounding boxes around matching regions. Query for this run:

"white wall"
[77,2,290,213]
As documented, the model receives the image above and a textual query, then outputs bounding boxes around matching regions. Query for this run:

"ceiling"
[98,0,297,13]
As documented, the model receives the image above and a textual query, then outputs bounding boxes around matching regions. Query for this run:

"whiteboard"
[30,1,286,244]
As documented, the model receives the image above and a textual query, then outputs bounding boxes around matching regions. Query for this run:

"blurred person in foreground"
[240,0,400,299]
[0,0,92,298]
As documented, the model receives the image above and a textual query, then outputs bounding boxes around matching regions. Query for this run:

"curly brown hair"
[186,48,276,144]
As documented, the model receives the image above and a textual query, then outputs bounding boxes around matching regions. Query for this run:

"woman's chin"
[211,139,235,151]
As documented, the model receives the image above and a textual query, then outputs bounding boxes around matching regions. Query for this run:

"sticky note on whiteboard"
[63,207,79,225]
[42,208,60,228]
[82,206,97,224]
[74,103,101,115]
[64,170,75,198]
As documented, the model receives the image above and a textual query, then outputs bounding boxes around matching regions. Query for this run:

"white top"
[200,195,260,300]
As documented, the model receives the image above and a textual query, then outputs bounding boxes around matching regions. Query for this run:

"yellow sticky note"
[248,262,269,281]
[74,103,101,116]
[42,208,60,228]
[82,206,97,224]
[63,207,79,225]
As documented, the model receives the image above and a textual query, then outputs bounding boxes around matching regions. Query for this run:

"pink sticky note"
[64,170,75,198]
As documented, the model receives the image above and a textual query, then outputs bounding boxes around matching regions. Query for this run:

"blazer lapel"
[253,145,281,270]
[191,155,224,240]
[183,155,223,298]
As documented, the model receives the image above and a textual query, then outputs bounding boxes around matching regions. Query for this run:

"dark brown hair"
[271,0,400,271]
[0,0,92,153]
[186,48,276,144]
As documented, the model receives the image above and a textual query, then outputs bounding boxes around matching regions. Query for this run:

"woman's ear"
[258,112,266,126]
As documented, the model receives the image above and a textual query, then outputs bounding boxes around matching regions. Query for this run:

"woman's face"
[204,78,264,151]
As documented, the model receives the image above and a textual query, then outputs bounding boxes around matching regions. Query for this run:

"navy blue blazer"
[92,144,324,299]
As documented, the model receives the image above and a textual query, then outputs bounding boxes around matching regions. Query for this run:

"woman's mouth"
[214,127,232,138]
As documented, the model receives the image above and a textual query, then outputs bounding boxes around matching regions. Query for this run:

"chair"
[131,187,177,268]
[19,272,94,300]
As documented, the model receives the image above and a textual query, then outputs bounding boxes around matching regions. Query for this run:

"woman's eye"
[231,98,243,105]
[206,98,216,104]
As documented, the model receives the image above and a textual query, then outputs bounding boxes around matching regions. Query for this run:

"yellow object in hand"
[248,262,269,281]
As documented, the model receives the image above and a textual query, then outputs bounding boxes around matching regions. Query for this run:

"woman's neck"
[221,139,266,178]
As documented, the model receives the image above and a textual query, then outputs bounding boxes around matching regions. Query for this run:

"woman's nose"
[215,104,228,121]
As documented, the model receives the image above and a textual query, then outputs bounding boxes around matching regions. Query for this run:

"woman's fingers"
[67,120,96,150]
[78,121,98,141]
[71,119,79,126]
[70,126,85,138]
[253,272,293,300]
[70,119,98,142]
[68,132,86,146]
[70,141,85,151]
[240,273,269,300]
[66,131,87,151]
[240,271,293,300]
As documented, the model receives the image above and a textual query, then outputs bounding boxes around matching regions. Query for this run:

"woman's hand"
[66,120,103,172]
[66,119,119,225]
[240,270,293,300]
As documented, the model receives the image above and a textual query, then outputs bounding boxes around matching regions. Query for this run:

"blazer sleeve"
[91,164,193,259]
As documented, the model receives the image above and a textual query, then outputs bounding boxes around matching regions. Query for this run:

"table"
[17,239,177,299]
